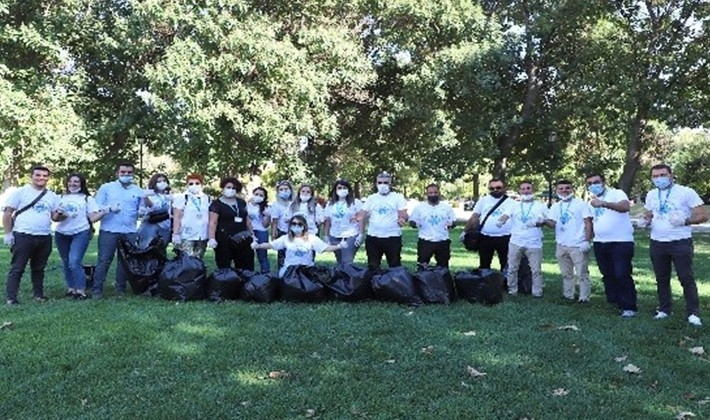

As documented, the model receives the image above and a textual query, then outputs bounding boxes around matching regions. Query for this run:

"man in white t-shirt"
[586,172,638,318]
[641,164,709,327]
[410,184,456,267]
[359,172,408,270]
[546,180,593,303]
[496,181,549,297]
[463,178,516,270]
[3,165,61,305]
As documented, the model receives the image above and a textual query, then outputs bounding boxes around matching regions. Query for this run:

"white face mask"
[520,194,534,202]
[252,195,264,204]
[557,193,573,201]
[377,184,390,195]
[156,181,168,191]
[223,188,236,198]
[188,185,202,195]
[68,187,81,194]
[336,189,349,198]
[300,194,312,202]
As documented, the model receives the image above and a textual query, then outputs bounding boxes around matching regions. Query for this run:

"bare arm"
[464,213,480,230]
[3,207,15,234]
[172,208,184,235]
[584,217,593,242]
[688,204,709,225]
[208,211,218,241]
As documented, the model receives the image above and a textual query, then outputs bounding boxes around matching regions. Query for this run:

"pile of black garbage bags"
[118,236,508,305]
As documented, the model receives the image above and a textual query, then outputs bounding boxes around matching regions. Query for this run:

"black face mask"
[427,195,440,204]
[490,191,504,198]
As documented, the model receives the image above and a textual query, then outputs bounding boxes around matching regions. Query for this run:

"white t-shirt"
[270,234,330,273]
[55,193,100,235]
[472,195,516,236]
[644,184,703,242]
[410,201,456,241]
[588,188,634,243]
[172,192,211,241]
[270,200,292,233]
[6,185,60,235]
[504,200,549,248]
[362,192,408,238]
[285,202,325,235]
[247,202,271,232]
[548,197,592,247]
[324,199,363,238]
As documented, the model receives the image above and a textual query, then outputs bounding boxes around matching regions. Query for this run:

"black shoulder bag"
[11,189,48,223]
[463,195,508,252]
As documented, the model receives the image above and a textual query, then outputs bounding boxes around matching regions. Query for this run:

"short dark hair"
[220,177,242,191]
[585,172,606,182]
[650,164,672,174]
[115,162,135,171]
[519,179,534,187]
[488,178,505,186]
[30,165,50,175]
[425,183,439,191]
[556,179,573,187]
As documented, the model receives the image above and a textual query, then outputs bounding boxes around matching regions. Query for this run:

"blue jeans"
[329,235,359,265]
[254,230,270,273]
[93,231,136,295]
[593,241,637,311]
[55,230,91,290]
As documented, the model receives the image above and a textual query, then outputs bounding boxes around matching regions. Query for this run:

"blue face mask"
[652,176,671,190]
[278,191,291,200]
[588,184,604,196]
[118,175,133,185]
[290,225,304,235]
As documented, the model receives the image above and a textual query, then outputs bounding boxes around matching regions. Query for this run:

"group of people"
[462,164,708,326]
[2,163,707,327]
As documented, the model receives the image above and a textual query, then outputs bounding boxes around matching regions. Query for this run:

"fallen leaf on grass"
[384,359,396,364]
[676,411,696,419]
[557,325,580,331]
[689,347,705,356]
[622,364,642,374]
[80,399,89,407]
[240,401,250,407]
[614,356,628,362]
[466,365,487,378]
[268,370,291,379]
[552,388,569,396]
[0,321,13,330]
[405,311,414,316]
[462,331,477,336]
[421,345,434,355]
[460,381,471,388]
[305,408,317,418]
[685,392,697,400]
[698,398,710,405]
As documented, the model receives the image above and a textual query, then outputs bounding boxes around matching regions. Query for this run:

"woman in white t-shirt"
[270,180,294,270]
[253,215,346,276]
[247,186,271,273]
[53,173,101,299]
[285,184,325,235]
[172,173,211,259]
[137,173,173,250]
[323,179,364,264]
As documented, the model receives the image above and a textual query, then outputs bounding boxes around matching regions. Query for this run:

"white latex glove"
[323,235,331,245]
[109,203,121,213]
[172,234,182,245]
[207,238,218,249]
[458,231,466,242]
[354,233,363,247]
[4,234,14,247]
[636,217,649,228]
[339,239,349,249]
[164,194,174,202]
[668,213,687,227]
[250,241,259,250]
[525,219,538,228]
[579,241,591,253]
[143,189,153,198]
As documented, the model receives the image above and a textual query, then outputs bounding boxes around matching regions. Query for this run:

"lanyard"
[559,201,572,224]
[658,186,672,214]
[228,200,240,216]
[190,195,202,212]
[520,202,534,222]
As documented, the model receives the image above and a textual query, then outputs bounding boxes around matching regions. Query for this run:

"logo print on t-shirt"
[375,205,392,216]
[33,201,50,213]
[560,212,570,225]
[293,246,309,257]
[427,214,443,226]
[333,202,347,219]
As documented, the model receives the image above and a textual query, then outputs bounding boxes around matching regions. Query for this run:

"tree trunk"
[617,109,647,194]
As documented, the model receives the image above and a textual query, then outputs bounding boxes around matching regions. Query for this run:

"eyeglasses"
[291,223,304,227]
[188,182,201,186]
[489,186,503,191]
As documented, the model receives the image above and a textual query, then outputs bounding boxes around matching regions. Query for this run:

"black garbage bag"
[158,250,207,301]
[207,268,243,302]
[279,265,329,303]
[240,270,279,303]
[454,269,505,305]
[83,265,95,289]
[413,266,456,304]
[230,230,254,245]
[371,266,422,306]
[324,264,373,302]
[517,255,533,295]
[118,235,167,295]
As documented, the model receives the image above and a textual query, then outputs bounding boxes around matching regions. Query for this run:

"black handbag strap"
[479,195,508,229]
[12,189,48,222]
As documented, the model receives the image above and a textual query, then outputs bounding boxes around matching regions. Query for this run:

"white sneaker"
[621,310,637,318]
[653,311,669,320]
[688,314,702,327]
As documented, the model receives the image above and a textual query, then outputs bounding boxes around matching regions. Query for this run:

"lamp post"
[547,131,557,208]
[135,89,154,189]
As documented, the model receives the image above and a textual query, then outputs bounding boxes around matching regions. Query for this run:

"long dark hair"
[252,186,269,216]
[287,214,309,240]
[65,172,91,196]
[328,179,354,206]
[147,173,170,193]
[289,184,316,214]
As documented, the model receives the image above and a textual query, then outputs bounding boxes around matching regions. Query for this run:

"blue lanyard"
[559,201,572,224]
[520,202,534,222]
[658,186,672,214]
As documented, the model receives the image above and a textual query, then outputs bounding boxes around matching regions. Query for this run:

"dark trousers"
[6,232,52,302]
[478,234,510,270]
[593,241,637,311]
[275,230,287,270]
[650,238,699,317]
[215,232,255,271]
[366,235,402,270]
[417,239,451,267]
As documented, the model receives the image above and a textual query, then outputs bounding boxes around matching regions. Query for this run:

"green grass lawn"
[1,228,709,419]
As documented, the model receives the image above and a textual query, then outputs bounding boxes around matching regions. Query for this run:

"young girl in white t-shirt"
[252,215,346,276]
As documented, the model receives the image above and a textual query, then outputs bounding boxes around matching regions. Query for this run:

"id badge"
[235,217,243,223]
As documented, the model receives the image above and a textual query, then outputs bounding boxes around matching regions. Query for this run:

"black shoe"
[66,290,76,298]
[74,293,87,300]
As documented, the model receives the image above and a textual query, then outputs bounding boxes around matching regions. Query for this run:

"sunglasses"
[489,186,503,191]
[291,223,304,227]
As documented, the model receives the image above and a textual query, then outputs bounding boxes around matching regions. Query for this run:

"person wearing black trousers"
[207,177,255,271]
